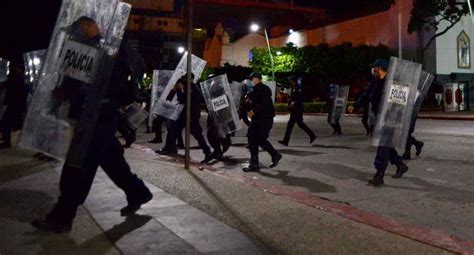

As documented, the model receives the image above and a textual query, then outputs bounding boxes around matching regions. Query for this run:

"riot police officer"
[368,59,408,186]
[32,17,152,232]
[278,76,316,146]
[243,72,282,172]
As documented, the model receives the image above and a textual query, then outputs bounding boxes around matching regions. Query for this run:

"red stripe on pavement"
[131,143,474,254]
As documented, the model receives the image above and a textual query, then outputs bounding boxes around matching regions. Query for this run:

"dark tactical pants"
[46,121,149,225]
[282,113,315,143]
[374,146,402,175]
[248,119,278,164]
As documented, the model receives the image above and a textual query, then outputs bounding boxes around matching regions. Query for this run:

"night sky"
[0,0,391,64]
[0,1,61,63]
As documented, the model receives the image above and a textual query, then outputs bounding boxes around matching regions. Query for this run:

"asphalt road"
[135,114,474,242]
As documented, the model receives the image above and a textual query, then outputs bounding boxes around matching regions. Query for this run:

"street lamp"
[177,46,185,54]
[276,51,282,56]
[289,29,295,34]
[250,23,275,82]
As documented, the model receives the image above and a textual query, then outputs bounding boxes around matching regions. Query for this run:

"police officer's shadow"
[257,170,337,193]
[33,214,152,255]
[383,176,474,205]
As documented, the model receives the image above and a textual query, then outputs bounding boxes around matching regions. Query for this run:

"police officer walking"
[243,72,282,172]
[368,59,408,186]
[32,18,152,232]
[157,76,213,163]
[278,76,316,146]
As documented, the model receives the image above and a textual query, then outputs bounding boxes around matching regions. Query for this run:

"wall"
[269,0,418,61]
[127,15,184,33]
[221,34,267,67]
[435,16,474,75]
[123,0,174,11]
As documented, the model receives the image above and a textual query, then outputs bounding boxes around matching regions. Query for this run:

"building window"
[179,22,183,27]
[134,18,140,24]
[157,20,163,26]
[163,21,168,26]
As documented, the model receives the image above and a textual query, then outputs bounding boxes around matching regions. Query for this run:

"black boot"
[392,162,408,178]
[32,218,72,233]
[243,158,260,172]
[310,134,317,144]
[269,153,282,168]
[278,140,289,146]
[120,187,153,216]
[369,170,385,186]
[415,141,424,156]
[401,150,411,160]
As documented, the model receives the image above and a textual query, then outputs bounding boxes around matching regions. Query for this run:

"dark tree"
[408,0,473,65]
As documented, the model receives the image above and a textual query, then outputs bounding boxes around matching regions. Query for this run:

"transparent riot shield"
[230,81,244,109]
[410,71,435,126]
[123,102,148,130]
[262,81,276,103]
[0,58,9,83]
[372,57,422,150]
[153,52,207,120]
[19,0,131,165]
[24,49,47,106]
[148,70,173,127]
[328,85,350,125]
[201,74,242,137]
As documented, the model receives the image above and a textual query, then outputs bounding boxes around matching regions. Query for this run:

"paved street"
[0,114,473,254]
[135,114,474,250]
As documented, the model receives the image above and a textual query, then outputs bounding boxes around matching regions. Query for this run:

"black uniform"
[0,71,28,147]
[162,82,211,157]
[280,88,315,145]
[246,82,280,168]
[34,41,152,230]
[370,77,407,184]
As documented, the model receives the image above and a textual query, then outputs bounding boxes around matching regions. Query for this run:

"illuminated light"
[250,23,260,32]
[143,73,147,79]
[194,28,203,31]
[468,0,474,23]
[289,29,295,34]
[33,58,40,65]
[287,31,302,48]
[28,60,33,66]
[276,51,282,55]
[30,77,34,82]
[178,47,185,53]
[128,75,131,81]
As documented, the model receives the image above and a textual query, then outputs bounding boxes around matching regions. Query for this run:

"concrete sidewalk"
[0,148,268,255]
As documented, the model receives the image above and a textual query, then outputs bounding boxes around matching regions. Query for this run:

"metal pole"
[185,0,193,169]
[263,28,275,82]
[398,0,403,59]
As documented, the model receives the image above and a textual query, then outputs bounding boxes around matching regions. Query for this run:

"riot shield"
[201,74,242,137]
[123,102,149,130]
[410,71,434,126]
[262,81,276,103]
[148,70,173,127]
[19,0,131,165]
[24,49,47,106]
[328,84,350,125]
[153,52,207,120]
[0,58,9,83]
[230,81,244,109]
[372,57,422,150]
